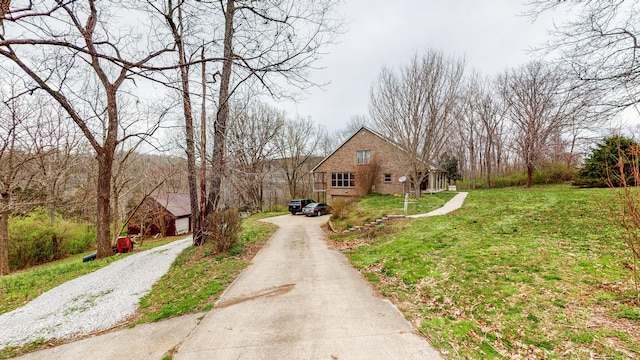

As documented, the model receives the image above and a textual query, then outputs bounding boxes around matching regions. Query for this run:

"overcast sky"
[277,0,559,133]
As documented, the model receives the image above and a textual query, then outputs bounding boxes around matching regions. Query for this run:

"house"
[311,127,448,204]
[127,193,191,237]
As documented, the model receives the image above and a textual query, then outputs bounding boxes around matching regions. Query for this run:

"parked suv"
[288,199,314,215]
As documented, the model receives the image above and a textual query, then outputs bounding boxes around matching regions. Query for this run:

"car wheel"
[317,210,321,217]
[291,211,296,215]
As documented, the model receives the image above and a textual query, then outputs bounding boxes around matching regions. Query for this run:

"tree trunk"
[95,151,114,258]
[0,0,9,27]
[485,146,492,188]
[183,92,200,245]
[112,190,120,238]
[286,168,298,199]
[468,126,476,190]
[568,133,577,168]
[0,192,9,275]
[525,134,535,188]
[112,187,120,239]
[207,0,234,213]
[173,5,202,245]
[96,81,119,259]
[526,164,534,188]
[47,163,57,222]
[259,180,264,210]
[199,46,208,243]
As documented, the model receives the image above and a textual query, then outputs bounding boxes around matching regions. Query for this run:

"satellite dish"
[398,176,407,183]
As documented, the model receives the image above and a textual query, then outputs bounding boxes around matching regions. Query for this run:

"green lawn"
[330,185,640,359]
[330,192,456,231]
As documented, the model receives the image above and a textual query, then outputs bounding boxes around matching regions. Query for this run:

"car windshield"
[303,203,318,209]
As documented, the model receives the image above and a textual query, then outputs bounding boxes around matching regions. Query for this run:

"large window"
[356,150,371,164]
[331,172,355,188]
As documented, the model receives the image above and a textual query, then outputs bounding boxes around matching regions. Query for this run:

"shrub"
[457,168,575,189]
[354,156,380,196]
[67,224,96,254]
[457,172,528,189]
[204,209,243,254]
[534,162,577,184]
[8,208,96,270]
[330,198,348,220]
[576,135,638,187]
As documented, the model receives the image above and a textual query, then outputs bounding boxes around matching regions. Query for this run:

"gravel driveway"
[0,237,192,349]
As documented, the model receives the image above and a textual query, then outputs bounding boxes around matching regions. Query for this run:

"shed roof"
[152,193,191,217]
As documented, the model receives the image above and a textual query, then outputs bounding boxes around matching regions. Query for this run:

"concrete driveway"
[174,214,442,359]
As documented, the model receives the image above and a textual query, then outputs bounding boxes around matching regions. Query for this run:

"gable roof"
[152,193,191,217]
[311,126,445,172]
[311,126,398,172]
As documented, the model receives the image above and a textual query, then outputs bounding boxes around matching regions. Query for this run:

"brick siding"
[313,128,407,204]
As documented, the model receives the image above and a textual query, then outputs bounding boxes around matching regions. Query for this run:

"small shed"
[127,193,191,237]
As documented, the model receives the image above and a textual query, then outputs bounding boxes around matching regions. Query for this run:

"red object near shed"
[116,236,133,253]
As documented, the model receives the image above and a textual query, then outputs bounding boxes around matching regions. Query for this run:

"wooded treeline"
[2,1,638,274]
[0,0,340,273]
[367,51,610,194]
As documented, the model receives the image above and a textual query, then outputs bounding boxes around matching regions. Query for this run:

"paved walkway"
[408,192,468,218]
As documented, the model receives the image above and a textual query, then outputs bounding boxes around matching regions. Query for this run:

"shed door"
[175,217,190,235]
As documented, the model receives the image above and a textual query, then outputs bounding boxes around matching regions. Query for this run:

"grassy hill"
[330,186,639,359]
[4,186,640,358]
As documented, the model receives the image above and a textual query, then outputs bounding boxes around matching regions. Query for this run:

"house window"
[331,172,355,188]
[384,174,392,184]
[356,150,371,164]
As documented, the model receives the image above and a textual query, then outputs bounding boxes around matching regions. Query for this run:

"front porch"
[410,170,448,194]
[424,171,448,193]
[312,172,327,203]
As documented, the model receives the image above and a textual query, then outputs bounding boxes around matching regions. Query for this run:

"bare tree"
[206,0,341,212]
[370,50,466,197]
[498,61,589,187]
[147,0,339,241]
[34,106,84,223]
[1,2,171,258]
[316,116,368,158]
[150,0,216,245]
[30,106,86,259]
[457,75,482,189]
[354,155,380,196]
[0,89,49,275]
[274,116,321,199]
[526,1,640,110]
[227,101,284,210]
[336,115,369,143]
[111,148,142,240]
[458,73,508,188]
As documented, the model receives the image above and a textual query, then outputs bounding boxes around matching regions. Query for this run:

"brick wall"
[313,128,407,204]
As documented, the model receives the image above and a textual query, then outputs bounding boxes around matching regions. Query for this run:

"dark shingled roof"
[152,193,191,217]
